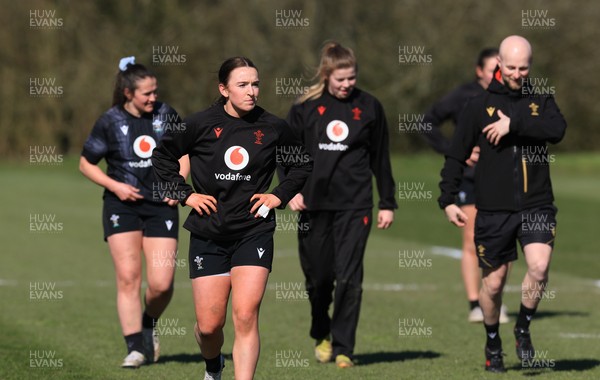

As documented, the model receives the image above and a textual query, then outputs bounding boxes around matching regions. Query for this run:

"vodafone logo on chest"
[215,146,252,181]
[224,146,249,170]
[133,135,156,158]
[326,120,349,142]
[320,120,349,151]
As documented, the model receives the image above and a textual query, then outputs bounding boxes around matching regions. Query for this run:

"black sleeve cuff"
[181,191,193,207]
[438,199,452,210]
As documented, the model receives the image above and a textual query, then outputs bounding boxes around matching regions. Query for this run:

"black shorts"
[456,177,476,206]
[474,205,557,268]
[102,194,179,241]
[188,232,274,278]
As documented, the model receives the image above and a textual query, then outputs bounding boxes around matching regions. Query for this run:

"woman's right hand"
[185,193,218,215]
[444,204,468,227]
[79,157,144,202]
[466,146,480,167]
[109,182,144,202]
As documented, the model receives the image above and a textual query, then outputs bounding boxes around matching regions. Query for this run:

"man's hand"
[482,110,510,145]
[444,204,468,227]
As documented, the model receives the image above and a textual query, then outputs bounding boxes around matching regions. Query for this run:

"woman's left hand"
[250,194,282,218]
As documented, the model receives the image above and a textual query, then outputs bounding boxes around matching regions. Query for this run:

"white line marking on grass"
[0,279,193,289]
[431,246,462,259]
[55,280,75,286]
[594,280,600,288]
[0,279,18,286]
[363,283,437,291]
[95,280,113,287]
[277,246,465,260]
[559,333,600,339]
[504,285,522,293]
[265,283,436,292]
[3,278,436,292]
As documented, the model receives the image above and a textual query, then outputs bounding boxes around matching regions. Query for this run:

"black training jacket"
[439,69,567,212]
[423,81,486,180]
[423,81,485,155]
[152,105,312,240]
[286,88,397,211]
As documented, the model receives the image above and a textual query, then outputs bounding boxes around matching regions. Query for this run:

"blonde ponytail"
[296,42,356,104]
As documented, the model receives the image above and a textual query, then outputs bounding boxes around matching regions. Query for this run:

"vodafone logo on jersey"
[319,120,349,151]
[326,120,349,142]
[216,146,252,181]
[224,146,249,170]
[133,135,156,158]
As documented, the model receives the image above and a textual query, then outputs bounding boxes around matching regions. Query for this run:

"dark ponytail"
[476,48,499,68]
[214,57,258,105]
[112,63,155,106]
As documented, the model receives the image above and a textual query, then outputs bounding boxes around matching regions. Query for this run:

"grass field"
[1,153,599,379]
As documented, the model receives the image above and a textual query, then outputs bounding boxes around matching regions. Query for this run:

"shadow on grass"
[156,352,233,365]
[354,350,441,366]
[509,358,600,375]
[507,310,589,320]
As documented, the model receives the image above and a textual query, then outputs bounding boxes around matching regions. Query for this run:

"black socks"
[484,322,502,351]
[515,303,537,330]
[204,354,222,373]
[142,311,158,330]
[124,311,158,354]
[124,332,144,354]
